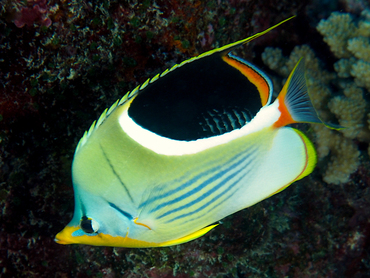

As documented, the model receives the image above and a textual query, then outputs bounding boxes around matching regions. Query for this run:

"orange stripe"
[273,58,303,128]
[273,97,295,128]
[222,56,270,106]
[134,217,152,230]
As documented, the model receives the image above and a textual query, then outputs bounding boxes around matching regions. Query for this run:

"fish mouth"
[54,231,73,245]
[54,237,70,245]
[54,225,80,245]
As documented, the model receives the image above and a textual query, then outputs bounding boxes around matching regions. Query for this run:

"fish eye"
[80,216,99,234]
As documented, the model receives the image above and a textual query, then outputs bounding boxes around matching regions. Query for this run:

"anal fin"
[158,224,218,247]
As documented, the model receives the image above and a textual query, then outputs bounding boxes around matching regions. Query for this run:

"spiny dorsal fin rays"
[140,78,151,90]
[75,80,149,154]
[150,73,160,84]
[75,16,296,153]
[76,101,117,153]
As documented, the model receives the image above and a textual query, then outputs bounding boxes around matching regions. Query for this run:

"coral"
[261,47,287,76]
[328,83,367,139]
[347,37,370,61]
[262,13,370,184]
[262,45,335,119]
[341,1,369,14]
[12,0,56,28]
[316,12,357,58]
[351,59,370,90]
[334,57,357,78]
[312,125,360,184]
[318,10,370,141]
[317,10,370,91]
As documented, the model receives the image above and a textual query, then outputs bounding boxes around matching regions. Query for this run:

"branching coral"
[316,12,357,59]
[317,10,370,91]
[311,124,361,185]
[262,11,370,184]
[328,83,368,140]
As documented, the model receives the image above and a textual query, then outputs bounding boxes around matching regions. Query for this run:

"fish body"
[55,17,325,247]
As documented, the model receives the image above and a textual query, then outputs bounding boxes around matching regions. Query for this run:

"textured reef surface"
[1,0,370,277]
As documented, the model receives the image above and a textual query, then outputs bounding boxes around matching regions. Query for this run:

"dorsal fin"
[75,16,296,152]
[273,58,342,129]
[212,15,296,56]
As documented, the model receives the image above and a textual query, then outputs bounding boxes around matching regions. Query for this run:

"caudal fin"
[273,59,340,129]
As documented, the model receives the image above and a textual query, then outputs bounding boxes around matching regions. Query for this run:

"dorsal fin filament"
[216,16,296,56]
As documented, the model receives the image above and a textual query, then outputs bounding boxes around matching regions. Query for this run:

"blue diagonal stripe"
[156,148,256,218]
[162,166,247,222]
[140,146,253,210]
[176,170,247,226]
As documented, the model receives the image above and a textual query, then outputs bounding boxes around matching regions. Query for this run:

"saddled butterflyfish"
[55,17,329,248]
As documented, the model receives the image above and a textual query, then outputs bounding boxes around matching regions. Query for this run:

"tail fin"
[273,59,340,129]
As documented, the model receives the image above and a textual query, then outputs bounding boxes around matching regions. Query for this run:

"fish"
[55,16,329,248]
